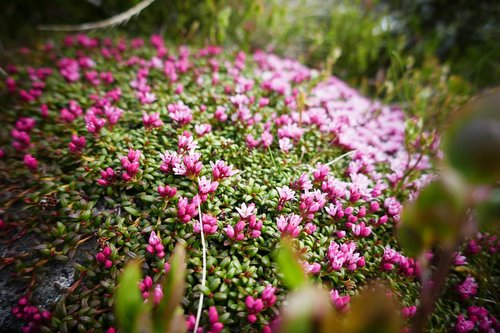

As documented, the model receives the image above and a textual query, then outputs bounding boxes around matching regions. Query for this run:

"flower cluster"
[225,203,262,240]
[177,196,200,223]
[457,275,478,300]
[120,148,141,181]
[12,296,52,333]
[455,306,499,333]
[381,247,420,277]
[193,213,218,235]
[95,246,113,269]
[146,231,165,258]
[327,241,365,271]
[245,284,277,324]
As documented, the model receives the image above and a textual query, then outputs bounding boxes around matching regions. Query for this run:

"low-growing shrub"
[0,34,498,332]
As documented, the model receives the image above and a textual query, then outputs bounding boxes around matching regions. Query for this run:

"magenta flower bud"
[153,285,163,305]
[143,276,153,289]
[245,296,255,309]
[357,257,365,267]
[247,314,257,324]
[102,246,111,257]
[19,296,29,306]
[402,306,417,319]
[208,306,219,323]
[149,231,160,246]
[23,154,38,171]
[369,201,380,212]
[211,322,224,333]
[224,225,235,239]
[96,253,106,264]
[104,260,113,269]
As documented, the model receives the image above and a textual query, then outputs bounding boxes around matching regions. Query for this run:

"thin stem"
[194,184,207,333]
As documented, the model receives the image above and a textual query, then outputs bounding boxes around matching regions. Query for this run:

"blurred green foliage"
[1,0,497,92]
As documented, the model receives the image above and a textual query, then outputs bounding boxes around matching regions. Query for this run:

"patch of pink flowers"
[327,241,365,271]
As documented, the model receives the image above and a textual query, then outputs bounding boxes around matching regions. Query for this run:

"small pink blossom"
[23,154,38,171]
[210,160,237,181]
[330,289,350,312]
[457,275,478,299]
[142,112,163,130]
[276,214,302,238]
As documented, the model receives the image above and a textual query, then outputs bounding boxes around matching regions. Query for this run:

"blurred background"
[0,0,498,94]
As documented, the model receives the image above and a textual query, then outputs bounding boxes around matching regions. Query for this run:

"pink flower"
[167,101,192,126]
[351,222,372,238]
[139,276,153,299]
[159,151,182,173]
[236,203,256,220]
[152,285,163,305]
[210,160,237,181]
[279,138,293,153]
[276,214,302,238]
[158,185,177,199]
[327,241,364,272]
[146,231,165,258]
[120,148,141,181]
[277,185,295,210]
[16,117,36,132]
[96,246,113,269]
[290,173,312,191]
[384,197,402,216]
[173,152,202,178]
[453,252,467,266]
[85,110,106,135]
[245,296,264,323]
[177,196,199,223]
[402,306,417,319]
[97,167,115,186]
[299,190,327,220]
[214,106,228,122]
[313,163,330,182]
[69,135,86,154]
[142,112,163,130]
[261,131,273,149]
[195,123,212,137]
[330,290,350,312]
[245,134,260,149]
[262,284,277,307]
[198,176,219,202]
[23,154,38,171]
[177,134,198,154]
[193,213,218,235]
[455,314,475,333]
[457,276,478,299]
[208,306,219,323]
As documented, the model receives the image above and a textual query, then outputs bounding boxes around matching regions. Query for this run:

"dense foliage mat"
[0,35,498,333]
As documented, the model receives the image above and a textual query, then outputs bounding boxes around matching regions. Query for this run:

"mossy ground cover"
[0,35,498,332]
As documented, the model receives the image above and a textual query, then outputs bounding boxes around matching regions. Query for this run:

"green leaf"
[444,91,500,184]
[115,260,149,333]
[399,175,467,256]
[476,188,500,232]
[124,206,141,217]
[153,243,186,333]
[274,239,307,290]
